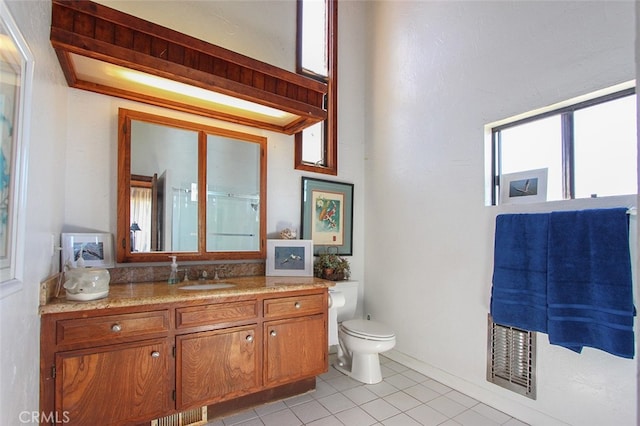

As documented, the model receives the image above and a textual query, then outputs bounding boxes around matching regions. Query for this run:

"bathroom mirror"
[117,108,266,263]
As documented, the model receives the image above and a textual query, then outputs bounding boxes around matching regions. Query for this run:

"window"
[491,87,637,205]
[295,0,338,175]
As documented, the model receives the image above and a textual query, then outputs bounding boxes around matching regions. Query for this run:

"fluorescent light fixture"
[117,69,291,120]
[50,0,327,134]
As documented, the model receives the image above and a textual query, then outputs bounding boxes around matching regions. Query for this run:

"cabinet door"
[264,314,327,386]
[55,339,170,426]
[176,325,259,410]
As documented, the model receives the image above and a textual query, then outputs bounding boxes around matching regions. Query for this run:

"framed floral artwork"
[301,177,354,256]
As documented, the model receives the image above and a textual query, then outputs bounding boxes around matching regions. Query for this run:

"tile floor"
[206,355,528,426]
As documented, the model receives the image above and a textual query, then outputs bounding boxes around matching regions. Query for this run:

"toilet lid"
[341,319,395,339]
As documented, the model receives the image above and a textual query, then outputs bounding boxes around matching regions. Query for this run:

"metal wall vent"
[487,314,536,399]
[151,406,207,426]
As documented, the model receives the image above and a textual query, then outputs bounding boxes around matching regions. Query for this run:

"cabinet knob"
[111,324,122,332]
[246,335,253,342]
[270,330,277,337]
[151,351,160,358]
[294,302,301,309]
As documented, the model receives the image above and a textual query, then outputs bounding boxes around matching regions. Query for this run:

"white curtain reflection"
[130,187,151,251]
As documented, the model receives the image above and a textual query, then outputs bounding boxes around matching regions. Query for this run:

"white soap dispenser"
[168,255,178,285]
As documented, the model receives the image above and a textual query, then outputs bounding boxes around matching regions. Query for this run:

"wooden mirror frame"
[117,108,267,263]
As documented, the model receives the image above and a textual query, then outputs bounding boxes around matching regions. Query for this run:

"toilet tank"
[332,280,359,323]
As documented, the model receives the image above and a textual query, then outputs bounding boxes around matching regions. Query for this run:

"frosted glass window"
[300,0,327,77]
[301,122,324,165]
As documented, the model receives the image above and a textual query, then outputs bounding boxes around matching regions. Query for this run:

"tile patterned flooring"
[206,355,528,426]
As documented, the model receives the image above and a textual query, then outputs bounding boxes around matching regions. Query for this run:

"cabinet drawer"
[264,294,325,319]
[56,310,169,346]
[176,300,258,329]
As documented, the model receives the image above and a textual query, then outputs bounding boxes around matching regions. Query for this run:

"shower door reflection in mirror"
[206,134,261,252]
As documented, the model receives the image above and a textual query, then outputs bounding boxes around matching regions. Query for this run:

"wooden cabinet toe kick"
[206,377,316,421]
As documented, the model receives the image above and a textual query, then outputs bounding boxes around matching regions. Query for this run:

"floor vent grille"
[487,314,536,399]
[151,407,207,426]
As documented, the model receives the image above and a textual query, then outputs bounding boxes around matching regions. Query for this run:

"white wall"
[0,1,67,423]
[365,2,637,425]
[1,1,636,425]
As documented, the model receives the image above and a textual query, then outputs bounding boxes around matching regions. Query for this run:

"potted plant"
[314,251,350,281]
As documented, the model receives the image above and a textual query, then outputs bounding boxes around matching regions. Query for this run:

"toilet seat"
[341,319,395,341]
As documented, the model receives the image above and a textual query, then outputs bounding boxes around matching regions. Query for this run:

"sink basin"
[179,283,236,290]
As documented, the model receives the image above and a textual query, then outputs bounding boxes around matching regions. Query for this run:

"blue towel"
[547,208,634,358]
[491,213,549,333]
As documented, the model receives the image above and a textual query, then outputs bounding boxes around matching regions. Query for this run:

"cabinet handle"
[270,330,277,337]
[294,302,301,309]
[246,335,253,342]
[111,324,122,332]
[151,351,160,358]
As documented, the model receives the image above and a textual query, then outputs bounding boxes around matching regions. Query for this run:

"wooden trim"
[326,0,339,174]
[117,108,268,263]
[50,0,327,135]
[130,174,153,188]
[294,0,338,175]
[206,378,316,421]
[198,132,207,256]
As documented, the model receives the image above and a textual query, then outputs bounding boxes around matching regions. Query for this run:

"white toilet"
[330,281,396,384]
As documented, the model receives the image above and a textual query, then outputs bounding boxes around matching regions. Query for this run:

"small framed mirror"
[117,109,266,263]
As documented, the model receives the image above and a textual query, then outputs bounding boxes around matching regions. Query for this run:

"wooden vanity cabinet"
[55,339,171,425]
[40,288,328,425]
[41,309,172,426]
[175,300,261,410]
[264,314,327,386]
[263,293,328,386]
[177,325,260,409]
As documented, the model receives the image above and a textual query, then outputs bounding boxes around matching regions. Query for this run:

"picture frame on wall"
[266,239,313,277]
[500,168,548,205]
[301,177,354,256]
[0,2,34,299]
[62,233,115,269]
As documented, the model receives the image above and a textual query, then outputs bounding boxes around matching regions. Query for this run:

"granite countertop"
[39,276,334,315]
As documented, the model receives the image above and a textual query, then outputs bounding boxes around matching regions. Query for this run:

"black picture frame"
[301,177,354,256]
